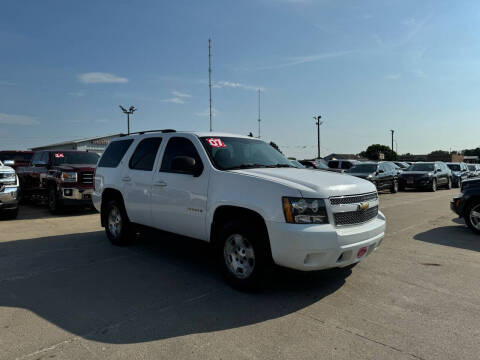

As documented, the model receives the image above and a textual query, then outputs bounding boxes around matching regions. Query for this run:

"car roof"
[116,131,254,141]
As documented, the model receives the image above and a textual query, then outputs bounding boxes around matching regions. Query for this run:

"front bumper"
[59,187,93,204]
[451,195,464,217]
[399,177,432,188]
[0,186,19,211]
[266,212,386,271]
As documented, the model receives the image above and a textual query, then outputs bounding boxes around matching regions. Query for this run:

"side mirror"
[3,160,14,166]
[171,156,202,177]
[377,169,384,174]
[435,168,441,173]
[33,160,48,167]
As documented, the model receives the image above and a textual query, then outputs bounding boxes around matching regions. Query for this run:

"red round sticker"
[206,138,226,148]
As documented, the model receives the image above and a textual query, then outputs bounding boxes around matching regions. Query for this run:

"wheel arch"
[101,188,128,227]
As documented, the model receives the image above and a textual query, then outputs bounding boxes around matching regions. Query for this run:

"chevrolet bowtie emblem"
[358,202,370,211]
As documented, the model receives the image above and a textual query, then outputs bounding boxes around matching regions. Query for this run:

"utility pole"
[119,105,137,135]
[314,115,323,159]
[208,38,213,132]
[390,129,395,160]
[258,89,261,138]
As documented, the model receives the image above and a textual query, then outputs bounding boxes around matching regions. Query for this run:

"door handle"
[121,176,131,182]
[153,181,167,187]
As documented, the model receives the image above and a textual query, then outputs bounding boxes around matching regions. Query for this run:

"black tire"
[464,200,480,235]
[399,184,405,191]
[103,199,134,246]
[390,180,398,193]
[430,179,437,192]
[216,218,273,292]
[48,186,63,214]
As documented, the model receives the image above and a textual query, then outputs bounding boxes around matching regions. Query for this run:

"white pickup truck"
[93,131,386,290]
[0,160,19,219]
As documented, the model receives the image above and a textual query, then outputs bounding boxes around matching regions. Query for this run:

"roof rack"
[119,129,176,137]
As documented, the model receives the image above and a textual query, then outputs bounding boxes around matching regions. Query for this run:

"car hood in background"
[346,172,373,179]
[56,164,97,172]
[231,168,376,198]
[0,165,15,173]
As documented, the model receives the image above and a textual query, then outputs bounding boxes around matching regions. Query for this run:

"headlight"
[282,197,328,224]
[0,172,16,185]
[61,172,77,182]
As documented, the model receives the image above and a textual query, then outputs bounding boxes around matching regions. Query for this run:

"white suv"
[93,131,386,290]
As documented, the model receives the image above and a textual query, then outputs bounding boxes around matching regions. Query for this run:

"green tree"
[360,144,397,161]
[270,141,283,154]
[429,150,450,157]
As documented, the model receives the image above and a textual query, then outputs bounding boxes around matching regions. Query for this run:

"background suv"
[399,162,451,191]
[346,162,399,193]
[328,159,359,171]
[446,162,469,188]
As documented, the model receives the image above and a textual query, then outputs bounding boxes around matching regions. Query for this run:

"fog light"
[357,247,368,258]
[64,189,73,196]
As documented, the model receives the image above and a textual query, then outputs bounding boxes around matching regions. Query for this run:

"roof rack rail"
[119,129,176,137]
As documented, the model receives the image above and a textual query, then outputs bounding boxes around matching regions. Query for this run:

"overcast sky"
[0,0,479,158]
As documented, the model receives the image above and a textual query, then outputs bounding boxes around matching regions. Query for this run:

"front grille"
[0,172,14,180]
[81,172,94,185]
[330,192,378,206]
[334,206,378,226]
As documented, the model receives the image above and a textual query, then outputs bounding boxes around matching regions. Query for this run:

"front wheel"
[431,179,437,192]
[465,201,480,234]
[217,219,272,291]
[446,177,452,190]
[48,187,63,214]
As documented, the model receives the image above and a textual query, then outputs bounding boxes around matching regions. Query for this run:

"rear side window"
[129,137,162,171]
[341,161,352,169]
[160,137,203,173]
[98,139,134,168]
[328,160,339,168]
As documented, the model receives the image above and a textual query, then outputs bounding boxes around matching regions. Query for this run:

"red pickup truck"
[17,150,99,213]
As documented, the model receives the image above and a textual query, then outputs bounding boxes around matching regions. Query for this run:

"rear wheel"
[217,219,272,291]
[103,199,134,246]
[390,180,398,193]
[465,201,480,234]
[2,208,18,220]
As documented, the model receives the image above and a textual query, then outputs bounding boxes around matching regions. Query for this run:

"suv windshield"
[53,152,100,166]
[0,152,33,162]
[200,137,293,170]
[347,164,377,173]
[468,164,476,171]
[408,163,435,172]
[447,164,461,171]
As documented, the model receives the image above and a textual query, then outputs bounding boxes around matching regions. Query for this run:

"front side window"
[341,161,352,169]
[129,137,162,171]
[328,161,339,169]
[447,164,460,172]
[200,137,292,170]
[53,152,100,166]
[98,139,134,168]
[161,137,203,173]
[347,164,377,173]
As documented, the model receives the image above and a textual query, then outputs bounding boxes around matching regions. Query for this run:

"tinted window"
[409,163,435,172]
[347,164,377,173]
[341,161,352,169]
[468,164,476,171]
[328,161,339,168]
[129,137,162,171]
[41,152,50,163]
[53,151,99,165]
[161,137,203,173]
[31,152,42,164]
[0,152,33,162]
[447,164,461,172]
[98,139,134,168]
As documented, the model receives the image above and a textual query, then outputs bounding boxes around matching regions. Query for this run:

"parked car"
[467,164,480,178]
[346,162,399,193]
[446,162,469,188]
[289,160,306,169]
[451,178,480,234]
[0,150,34,171]
[328,159,359,171]
[393,161,410,170]
[0,160,19,219]
[93,131,386,290]
[17,150,99,213]
[298,159,342,172]
[398,162,451,191]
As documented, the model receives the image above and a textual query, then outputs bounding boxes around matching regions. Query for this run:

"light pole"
[119,105,137,135]
[314,115,323,159]
[390,129,395,160]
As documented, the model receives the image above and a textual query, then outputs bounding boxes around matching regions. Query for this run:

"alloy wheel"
[223,233,255,279]
[469,204,480,230]
[108,205,122,238]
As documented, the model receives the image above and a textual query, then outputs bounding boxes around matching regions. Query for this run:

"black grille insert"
[330,192,378,206]
[334,206,378,226]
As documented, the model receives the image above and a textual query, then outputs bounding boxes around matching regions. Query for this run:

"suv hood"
[0,164,15,173]
[56,164,96,172]
[232,168,376,198]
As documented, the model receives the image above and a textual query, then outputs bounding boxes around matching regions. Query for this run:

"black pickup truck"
[17,150,99,213]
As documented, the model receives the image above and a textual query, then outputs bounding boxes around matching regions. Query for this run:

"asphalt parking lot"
[1,189,480,360]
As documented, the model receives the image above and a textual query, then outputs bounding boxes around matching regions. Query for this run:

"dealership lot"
[1,189,480,360]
